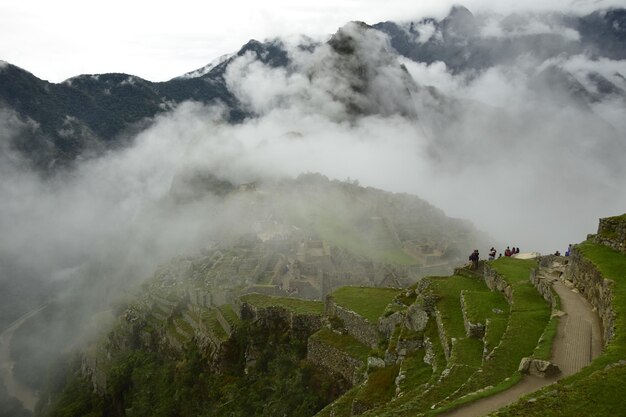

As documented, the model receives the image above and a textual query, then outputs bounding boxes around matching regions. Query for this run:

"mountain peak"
[442,5,478,39]
[449,5,473,16]
[328,21,376,55]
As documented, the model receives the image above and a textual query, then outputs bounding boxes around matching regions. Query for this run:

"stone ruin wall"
[433,307,451,361]
[564,215,625,346]
[238,300,324,337]
[565,247,614,346]
[460,291,486,339]
[325,295,379,348]
[307,336,364,386]
[483,264,513,304]
[593,215,626,254]
[529,255,559,310]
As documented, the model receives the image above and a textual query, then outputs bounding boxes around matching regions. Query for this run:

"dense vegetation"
[39,320,346,417]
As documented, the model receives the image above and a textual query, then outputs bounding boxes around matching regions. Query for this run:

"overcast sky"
[0,0,623,82]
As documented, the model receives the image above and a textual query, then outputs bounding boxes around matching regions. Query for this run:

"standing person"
[565,244,572,256]
[469,250,479,269]
[505,247,512,257]
[488,247,496,260]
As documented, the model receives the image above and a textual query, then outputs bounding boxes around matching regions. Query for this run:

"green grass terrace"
[434,257,551,413]
[239,293,324,315]
[331,286,402,323]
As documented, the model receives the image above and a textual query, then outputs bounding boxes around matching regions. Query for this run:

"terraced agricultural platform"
[312,254,606,417]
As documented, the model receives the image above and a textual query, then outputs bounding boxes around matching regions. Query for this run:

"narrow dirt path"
[0,305,46,412]
[441,259,603,417]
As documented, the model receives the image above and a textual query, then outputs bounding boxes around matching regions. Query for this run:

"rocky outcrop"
[592,214,626,254]
[518,357,561,378]
[377,298,429,342]
[81,349,109,394]
[378,311,405,338]
[404,303,429,333]
[565,247,614,346]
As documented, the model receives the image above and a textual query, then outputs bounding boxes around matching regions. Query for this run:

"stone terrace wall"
[529,256,559,310]
[483,264,513,304]
[530,268,555,308]
[434,307,452,360]
[594,215,626,254]
[460,291,485,339]
[565,247,614,346]
[307,336,365,385]
[238,302,323,337]
[325,296,379,348]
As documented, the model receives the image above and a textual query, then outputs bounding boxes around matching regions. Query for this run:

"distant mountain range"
[0,5,625,171]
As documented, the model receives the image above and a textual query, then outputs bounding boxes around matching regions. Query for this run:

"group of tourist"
[469,249,480,269]
[555,244,573,257]
[504,246,520,257]
[471,244,573,266]
[469,245,527,269]
[484,246,520,261]
[478,246,520,262]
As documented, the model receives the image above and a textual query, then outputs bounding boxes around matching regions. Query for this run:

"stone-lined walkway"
[551,278,603,376]
[441,259,602,417]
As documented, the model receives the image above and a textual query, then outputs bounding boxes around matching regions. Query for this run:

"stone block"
[405,303,429,332]
[518,357,561,378]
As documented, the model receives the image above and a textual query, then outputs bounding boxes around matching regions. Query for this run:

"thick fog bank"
[0,12,625,318]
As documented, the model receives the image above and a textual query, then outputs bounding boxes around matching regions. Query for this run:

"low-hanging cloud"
[220,22,626,255]
[1,14,625,326]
